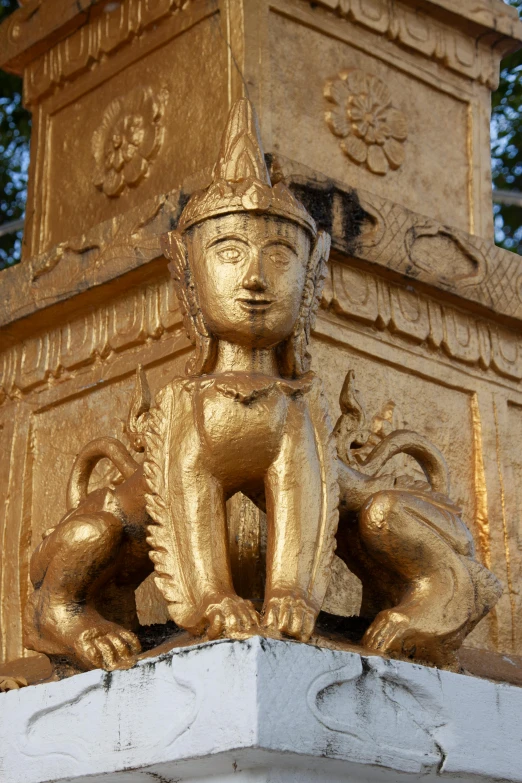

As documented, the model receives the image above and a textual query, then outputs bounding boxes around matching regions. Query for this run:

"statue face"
[187,213,311,349]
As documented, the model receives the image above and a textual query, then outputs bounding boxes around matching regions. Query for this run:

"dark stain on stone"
[103,670,113,692]
[434,740,447,774]
[136,620,181,652]
[288,181,336,236]
[339,188,370,255]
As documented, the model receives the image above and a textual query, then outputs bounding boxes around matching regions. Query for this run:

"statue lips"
[236,296,275,313]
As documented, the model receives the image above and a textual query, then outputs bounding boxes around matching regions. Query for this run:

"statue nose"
[242,254,267,291]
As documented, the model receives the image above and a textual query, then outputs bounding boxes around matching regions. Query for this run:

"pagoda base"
[1,637,521,783]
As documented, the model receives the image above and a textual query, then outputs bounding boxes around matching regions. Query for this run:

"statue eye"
[216,245,244,263]
[265,246,294,267]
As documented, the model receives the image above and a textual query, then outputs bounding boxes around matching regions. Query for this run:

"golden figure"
[23,98,501,674]
[24,99,338,671]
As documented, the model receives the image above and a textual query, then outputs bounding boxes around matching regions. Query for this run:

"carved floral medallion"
[92,86,166,198]
[324,69,408,176]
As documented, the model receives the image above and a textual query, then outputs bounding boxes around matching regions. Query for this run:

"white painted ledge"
[1,637,521,783]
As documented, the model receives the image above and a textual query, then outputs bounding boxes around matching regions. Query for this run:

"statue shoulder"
[153,376,191,408]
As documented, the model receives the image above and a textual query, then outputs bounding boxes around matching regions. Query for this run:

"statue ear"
[308,229,331,324]
[160,229,216,375]
[161,230,186,283]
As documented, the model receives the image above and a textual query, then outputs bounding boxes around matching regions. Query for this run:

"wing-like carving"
[143,385,199,629]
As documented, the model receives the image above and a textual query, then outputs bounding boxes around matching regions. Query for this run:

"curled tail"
[355,429,449,495]
[66,437,139,511]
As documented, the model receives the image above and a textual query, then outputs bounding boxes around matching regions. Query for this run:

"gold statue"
[23,98,501,674]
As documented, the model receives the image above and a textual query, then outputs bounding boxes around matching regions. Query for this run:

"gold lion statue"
[23,99,501,674]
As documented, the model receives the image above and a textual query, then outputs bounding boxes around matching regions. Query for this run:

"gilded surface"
[0,0,521,687]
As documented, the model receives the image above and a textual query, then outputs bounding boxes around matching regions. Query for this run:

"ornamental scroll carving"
[15,99,500,682]
[92,87,167,198]
[325,69,408,176]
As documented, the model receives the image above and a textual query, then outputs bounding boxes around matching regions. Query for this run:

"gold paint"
[92,86,167,199]
[493,400,517,649]
[467,102,475,236]
[471,394,491,569]
[22,100,337,670]
[19,100,501,676]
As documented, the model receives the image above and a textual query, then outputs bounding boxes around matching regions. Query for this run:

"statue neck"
[213,341,280,377]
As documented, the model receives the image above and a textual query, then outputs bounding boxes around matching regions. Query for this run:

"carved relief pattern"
[322,261,522,383]
[23,0,192,105]
[325,70,408,176]
[315,0,499,88]
[0,277,182,404]
[350,190,522,322]
[92,86,167,198]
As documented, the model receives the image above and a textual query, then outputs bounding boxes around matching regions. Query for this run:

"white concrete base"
[1,637,521,783]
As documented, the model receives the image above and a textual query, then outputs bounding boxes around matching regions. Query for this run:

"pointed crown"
[177,98,317,236]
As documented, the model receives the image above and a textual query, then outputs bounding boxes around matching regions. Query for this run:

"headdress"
[177,98,317,236]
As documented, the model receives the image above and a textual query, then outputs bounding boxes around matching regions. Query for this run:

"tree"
[491,0,522,253]
[0,0,31,270]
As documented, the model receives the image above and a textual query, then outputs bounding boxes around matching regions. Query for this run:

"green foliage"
[492,0,522,253]
[0,0,31,270]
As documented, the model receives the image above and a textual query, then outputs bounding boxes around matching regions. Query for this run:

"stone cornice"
[313,0,522,90]
[0,0,105,75]
[1,0,521,81]
[2,639,522,783]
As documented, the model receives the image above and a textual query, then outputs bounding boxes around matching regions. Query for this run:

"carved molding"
[325,69,408,176]
[350,191,522,322]
[324,261,522,383]
[0,276,182,403]
[315,0,503,89]
[23,0,193,105]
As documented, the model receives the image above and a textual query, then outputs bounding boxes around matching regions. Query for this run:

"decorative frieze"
[23,0,193,105]
[325,262,522,382]
[0,276,182,403]
[315,0,503,88]
[2,260,522,407]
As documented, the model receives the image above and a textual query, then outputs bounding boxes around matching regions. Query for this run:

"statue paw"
[205,595,260,640]
[262,594,316,642]
[76,624,141,672]
[362,609,412,655]
[0,675,28,693]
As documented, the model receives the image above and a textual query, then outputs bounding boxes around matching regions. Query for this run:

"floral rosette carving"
[324,69,408,176]
[92,86,167,198]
